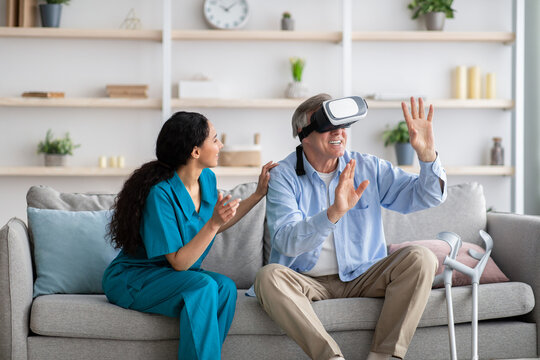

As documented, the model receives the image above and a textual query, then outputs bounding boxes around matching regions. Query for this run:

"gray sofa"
[1,182,539,360]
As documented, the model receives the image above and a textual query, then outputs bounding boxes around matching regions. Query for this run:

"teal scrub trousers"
[129,269,237,360]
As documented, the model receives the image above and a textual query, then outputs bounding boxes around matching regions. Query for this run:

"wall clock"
[203,0,250,30]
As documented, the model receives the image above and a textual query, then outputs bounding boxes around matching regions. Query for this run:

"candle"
[468,66,481,99]
[454,66,467,99]
[98,156,107,168]
[117,155,125,168]
[108,156,118,168]
[485,72,496,99]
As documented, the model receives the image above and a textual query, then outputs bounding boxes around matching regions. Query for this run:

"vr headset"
[297,96,368,141]
[295,96,368,175]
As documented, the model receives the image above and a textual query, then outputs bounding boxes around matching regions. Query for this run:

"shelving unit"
[0,97,161,109]
[0,1,523,211]
[0,166,513,177]
[0,26,161,41]
[0,166,261,177]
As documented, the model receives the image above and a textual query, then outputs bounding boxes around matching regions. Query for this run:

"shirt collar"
[303,151,347,184]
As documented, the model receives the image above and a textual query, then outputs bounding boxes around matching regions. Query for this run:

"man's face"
[304,127,348,159]
[300,110,348,159]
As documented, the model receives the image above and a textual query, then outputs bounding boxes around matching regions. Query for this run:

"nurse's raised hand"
[210,193,241,228]
[254,161,279,199]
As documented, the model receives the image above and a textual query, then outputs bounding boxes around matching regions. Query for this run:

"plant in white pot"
[407,0,455,31]
[37,129,80,167]
[39,0,70,28]
[382,121,414,166]
[284,57,308,98]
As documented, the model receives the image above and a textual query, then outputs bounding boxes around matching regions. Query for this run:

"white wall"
[0,0,520,226]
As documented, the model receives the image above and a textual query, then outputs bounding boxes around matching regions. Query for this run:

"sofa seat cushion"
[31,282,533,340]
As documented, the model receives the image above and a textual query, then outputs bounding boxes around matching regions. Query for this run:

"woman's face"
[196,121,223,168]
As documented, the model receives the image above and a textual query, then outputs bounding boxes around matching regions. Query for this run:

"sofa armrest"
[487,211,540,356]
[0,218,33,360]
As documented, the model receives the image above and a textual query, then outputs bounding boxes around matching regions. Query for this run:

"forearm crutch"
[432,231,462,360]
[434,230,493,360]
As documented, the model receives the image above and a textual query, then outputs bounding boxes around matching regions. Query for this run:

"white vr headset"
[297,96,368,141]
[295,96,368,175]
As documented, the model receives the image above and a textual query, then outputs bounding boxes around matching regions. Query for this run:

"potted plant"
[37,129,80,166]
[407,0,455,31]
[382,121,414,165]
[285,57,308,98]
[281,12,294,31]
[39,0,70,28]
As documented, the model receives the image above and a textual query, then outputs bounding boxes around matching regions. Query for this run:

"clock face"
[203,0,250,30]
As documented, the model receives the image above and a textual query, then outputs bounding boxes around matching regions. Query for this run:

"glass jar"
[490,137,504,165]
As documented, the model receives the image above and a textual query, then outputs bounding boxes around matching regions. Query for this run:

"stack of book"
[22,92,65,98]
[106,85,149,98]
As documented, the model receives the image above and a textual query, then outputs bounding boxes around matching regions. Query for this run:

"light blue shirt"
[266,150,447,282]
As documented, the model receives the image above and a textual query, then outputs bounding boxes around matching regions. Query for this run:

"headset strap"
[295,144,306,176]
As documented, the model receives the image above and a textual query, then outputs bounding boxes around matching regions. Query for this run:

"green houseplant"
[285,57,308,98]
[39,0,71,28]
[37,129,80,166]
[382,121,414,165]
[407,0,455,31]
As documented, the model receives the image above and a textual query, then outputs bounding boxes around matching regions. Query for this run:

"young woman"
[102,111,277,360]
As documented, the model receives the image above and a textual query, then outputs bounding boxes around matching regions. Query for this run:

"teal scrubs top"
[102,168,218,308]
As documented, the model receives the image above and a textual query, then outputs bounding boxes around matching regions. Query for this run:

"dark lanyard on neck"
[295,145,306,176]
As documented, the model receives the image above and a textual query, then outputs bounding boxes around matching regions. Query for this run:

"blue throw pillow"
[27,207,119,297]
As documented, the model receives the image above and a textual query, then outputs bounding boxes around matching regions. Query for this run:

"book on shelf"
[22,92,65,98]
[106,84,149,98]
[107,93,149,99]
[18,0,36,27]
[7,0,18,27]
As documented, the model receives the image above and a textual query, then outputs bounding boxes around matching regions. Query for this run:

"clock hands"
[220,1,238,12]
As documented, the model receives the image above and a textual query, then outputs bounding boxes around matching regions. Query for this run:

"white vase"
[285,81,308,99]
[44,154,67,167]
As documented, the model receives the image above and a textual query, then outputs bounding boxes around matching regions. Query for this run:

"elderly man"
[254,94,447,360]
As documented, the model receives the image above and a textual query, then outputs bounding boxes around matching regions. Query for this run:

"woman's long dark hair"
[108,111,210,255]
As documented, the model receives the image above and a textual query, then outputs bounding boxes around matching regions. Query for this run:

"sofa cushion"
[388,240,509,288]
[27,185,116,211]
[204,182,266,289]
[382,182,487,246]
[28,208,119,297]
[30,282,534,340]
[26,183,266,290]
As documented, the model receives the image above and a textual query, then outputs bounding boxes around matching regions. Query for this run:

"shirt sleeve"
[266,166,336,258]
[378,154,447,214]
[140,186,183,259]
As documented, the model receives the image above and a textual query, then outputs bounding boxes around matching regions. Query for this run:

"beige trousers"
[254,245,438,360]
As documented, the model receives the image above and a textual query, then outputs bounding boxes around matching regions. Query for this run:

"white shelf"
[0,27,162,41]
[366,99,515,110]
[172,98,514,110]
[172,29,342,43]
[0,97,161,109]
[0,97,514,110]
[352,31,515,44]
[400,165,514,176]
[0,28,514,45]
[172,98,305,109]
[0,166,513,177]
[0,166,261,177]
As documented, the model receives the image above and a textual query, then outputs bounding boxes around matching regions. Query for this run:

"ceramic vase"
[425,12,445,31]
[285,81,308,99]
[395,142,414,165]
[40,4,62,28]
[44,154,66,167]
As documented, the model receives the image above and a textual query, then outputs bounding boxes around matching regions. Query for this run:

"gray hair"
[291,93,332,138]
